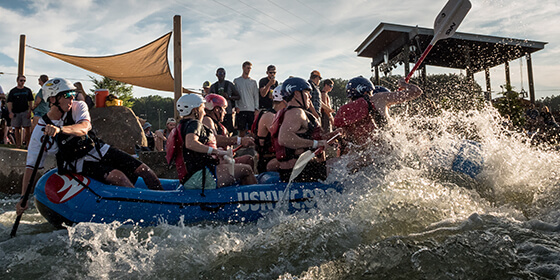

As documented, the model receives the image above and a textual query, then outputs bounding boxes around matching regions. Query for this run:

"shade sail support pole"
[173,15,182,119]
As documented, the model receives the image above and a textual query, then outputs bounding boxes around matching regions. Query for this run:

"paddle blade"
[433,0,471,42]
[289,150,316,182]
[227,148,234,176]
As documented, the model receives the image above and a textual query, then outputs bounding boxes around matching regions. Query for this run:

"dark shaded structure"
[356,23,547,103]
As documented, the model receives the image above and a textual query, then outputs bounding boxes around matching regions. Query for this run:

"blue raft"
[34,169,343,228]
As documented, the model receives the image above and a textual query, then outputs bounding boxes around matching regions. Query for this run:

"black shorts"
[82,146,143,184]
[236,111,254,131]
[279,161,327,183]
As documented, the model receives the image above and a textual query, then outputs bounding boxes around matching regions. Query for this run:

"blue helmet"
[346,76,374,99]
[281,77,311,100]
[373,86,390,94]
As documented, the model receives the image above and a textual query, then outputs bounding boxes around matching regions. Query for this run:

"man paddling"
[271,77,339,182]
[334,77,422,155]
[17,78,162,215]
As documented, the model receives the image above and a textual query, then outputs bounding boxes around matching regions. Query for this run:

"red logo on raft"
[44,173,89,204]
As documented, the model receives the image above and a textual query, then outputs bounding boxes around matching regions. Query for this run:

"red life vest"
[334,97,385,146]
[270,106,322,161]
[166,123,188,183]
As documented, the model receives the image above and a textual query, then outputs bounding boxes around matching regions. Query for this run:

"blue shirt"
[33,89,49,117]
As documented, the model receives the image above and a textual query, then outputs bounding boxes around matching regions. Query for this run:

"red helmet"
[205,94,228,110]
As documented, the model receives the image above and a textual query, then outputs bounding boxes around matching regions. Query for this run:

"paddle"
[11,135,50,237]
[279,132,340,204]
[405,0,472,82]
[224,145,244,176]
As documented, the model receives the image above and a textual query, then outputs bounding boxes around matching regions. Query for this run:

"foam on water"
[1,104,560,279]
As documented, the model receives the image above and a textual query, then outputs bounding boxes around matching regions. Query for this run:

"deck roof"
[356,23,547,73]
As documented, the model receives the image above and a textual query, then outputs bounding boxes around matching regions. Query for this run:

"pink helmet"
[205,94,228,110]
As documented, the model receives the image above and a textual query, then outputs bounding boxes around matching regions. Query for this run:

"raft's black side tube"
[35,198,73,229]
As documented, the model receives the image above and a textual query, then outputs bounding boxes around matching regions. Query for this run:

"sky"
[0,0,559,101]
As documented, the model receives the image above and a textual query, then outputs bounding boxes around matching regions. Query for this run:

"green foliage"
[492,84,526,127]
[89,76,134,107]
[130,95,174,130]
[411,73,485,111]
[324,78,348,111]
[539,95,560,112]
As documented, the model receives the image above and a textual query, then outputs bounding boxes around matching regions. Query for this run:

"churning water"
[1,105,560,279]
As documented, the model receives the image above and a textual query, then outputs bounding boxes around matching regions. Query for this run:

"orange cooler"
[95,89,109,108]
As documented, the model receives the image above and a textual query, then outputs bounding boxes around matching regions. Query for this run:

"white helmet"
[272,84,283,102]
[177,94,205,116]
[42,78,77,101]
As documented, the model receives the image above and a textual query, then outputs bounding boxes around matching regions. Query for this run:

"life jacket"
[270,106,322,162]
[166,119,218,184]
[42,109,102,175]
[251,108,276,155]
[208,115,228,137]
[334,97,387,146]
[166,123,188,183]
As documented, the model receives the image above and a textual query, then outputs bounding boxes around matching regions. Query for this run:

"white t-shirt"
[233,76,259,112]
[26,101,110,171]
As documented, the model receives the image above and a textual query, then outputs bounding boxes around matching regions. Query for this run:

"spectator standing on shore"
[202,81,211,96]
[73,82,94,109]
[7,75,34,149]
[0,85,7,144]
[154,117,176,152]
[233,61,259,137]
[0,94,10,144]
[308,70,322,120]
[320,79,335,133]
[32,74,50,132]
[209,68,240,135]
[143,122,155,151]
[258,65,278,110]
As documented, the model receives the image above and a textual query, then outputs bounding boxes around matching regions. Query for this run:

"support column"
[374,63,380,85]
[504,61,511,87]
[485,67,491,101]
[18,34,26,77]
[421,64,427,87]
[526,53,535,104]
[173,15,182,119]
[403,44,410,78]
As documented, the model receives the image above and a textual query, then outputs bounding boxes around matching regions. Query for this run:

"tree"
[89,76,134,107]
[492,84,526,127]
[540,95,560,112]
[410,73,485,111]
[130,95,174,130]
[324,78,348,112]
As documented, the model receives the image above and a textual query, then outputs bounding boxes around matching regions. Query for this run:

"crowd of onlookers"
[196,62,335,137]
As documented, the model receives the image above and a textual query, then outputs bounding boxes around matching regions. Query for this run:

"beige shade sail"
[29,32,196,94]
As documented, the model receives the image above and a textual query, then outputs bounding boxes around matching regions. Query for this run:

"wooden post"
[173,15,182,119]
[18,34,26,77]
[526,53,535,104]
[485,67,491,101]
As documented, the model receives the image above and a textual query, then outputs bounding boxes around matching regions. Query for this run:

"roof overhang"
[356,23,547,73]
